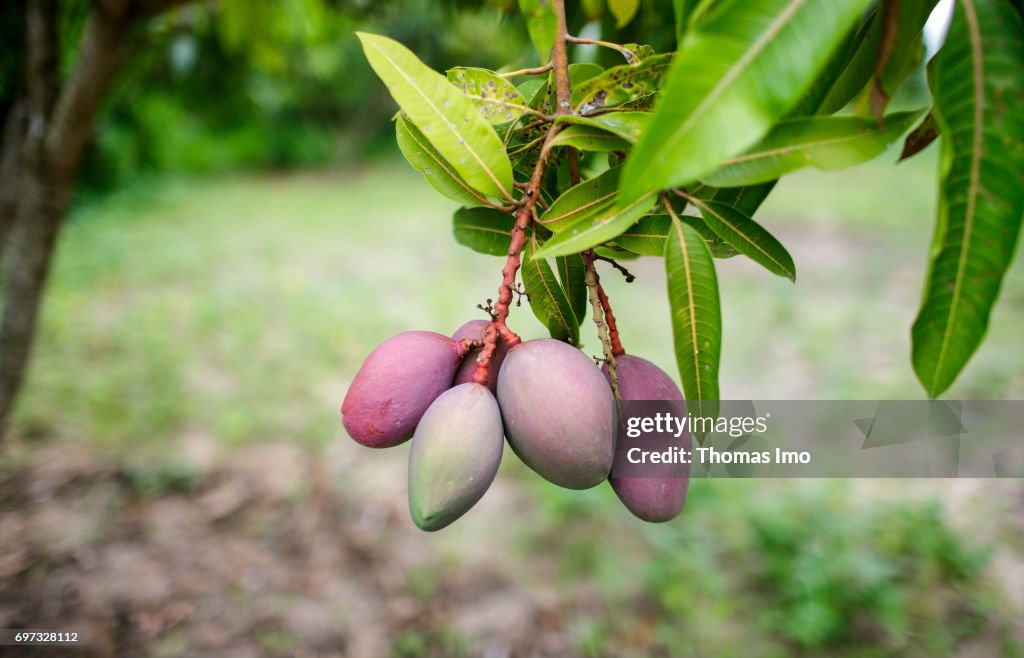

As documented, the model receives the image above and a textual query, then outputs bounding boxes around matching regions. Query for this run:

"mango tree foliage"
[360,0,1024,401]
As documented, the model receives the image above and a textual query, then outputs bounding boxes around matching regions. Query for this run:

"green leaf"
[533,63,606,116]
[710,181,777,218]
[523,231,580,344]
[615,215,672,256]
[594,245,642,260]
[818,6,883,114]
[396,116,489,207]
[548,125,632,152]
[453,207,516,256]
[516,77,546,101]
[665,217,721,406]
[518,0,557,64]
[620,0,872,205]
[571,54,673,112]
[673,0,701,41]
[583,0,605,20]
[683,214,739,259]
[358,32,514,201]
[899,111,939,162]
[870,0,937,115]
[687,197,796,280]
[701,111,922,187]
[609,0,640,28]
[447,67,534,125]
[911,0,1024,397]
[555,253,589,323]
[556,112,651,143]
[534,192,657,258]
[791,10,868,116]
[538,167,621,232]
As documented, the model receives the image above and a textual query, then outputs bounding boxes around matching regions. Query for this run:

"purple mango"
[498,339,616,489]
[408,383,504,531]
[603,354,690,522]
[451,319,507,392]
[341,330,461,448]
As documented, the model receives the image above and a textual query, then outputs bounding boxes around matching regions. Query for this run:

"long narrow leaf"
[616,215,673,256]
[665,217,722,408]
[555,254,589,324]
[534,192,657,258]
[539,167,621,232]
[701,111,922,187]
[687,197,796,280]
[911,0,1024,397]
[453,207,516,256]
[523,232,580,345]
[518,0,556,64]
[396,116,488,207]
[556,113,651,143]
[358,32,514,200]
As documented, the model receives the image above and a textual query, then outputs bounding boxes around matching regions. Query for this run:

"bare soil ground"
[0,436,606,658]
[3,435,1023,658]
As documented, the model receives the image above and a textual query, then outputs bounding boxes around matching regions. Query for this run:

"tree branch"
[583,251,622,403]
[0,100,27,256]
[472,0,575,386]
[25,0,60,127]
[44,1,135,173]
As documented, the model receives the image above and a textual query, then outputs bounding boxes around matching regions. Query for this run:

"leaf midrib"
[403,120,490,205]
[461,225,512,236]
[663,0,810,156]
[671,217,703,401]
[931,0,985,392]
[691,197,792,277]
[544,193,654,253]
[721,130,873,166]
[541,191,617,225]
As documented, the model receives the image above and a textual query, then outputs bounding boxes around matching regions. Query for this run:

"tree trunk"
[0,0,134,436]
[0,100,27,255]
[0,165,71,431]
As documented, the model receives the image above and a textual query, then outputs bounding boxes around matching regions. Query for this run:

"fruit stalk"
[472,0,574,386]
[596,277,624,357]
[583,250,622,403]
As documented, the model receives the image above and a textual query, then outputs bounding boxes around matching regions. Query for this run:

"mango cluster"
[341,321,689,530]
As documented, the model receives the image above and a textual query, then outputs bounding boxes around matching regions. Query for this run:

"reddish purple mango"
[498,339,616,489]
[408,383,504,531]
[451,320,507,392]
[603,354,690,523]
[342,331,461,448]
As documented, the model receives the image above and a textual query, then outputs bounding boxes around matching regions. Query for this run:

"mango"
[408,383,504,531]
[341,330,461,448]
[604,354,690,522]
[498,338,616,489]
[451,319,507,392]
